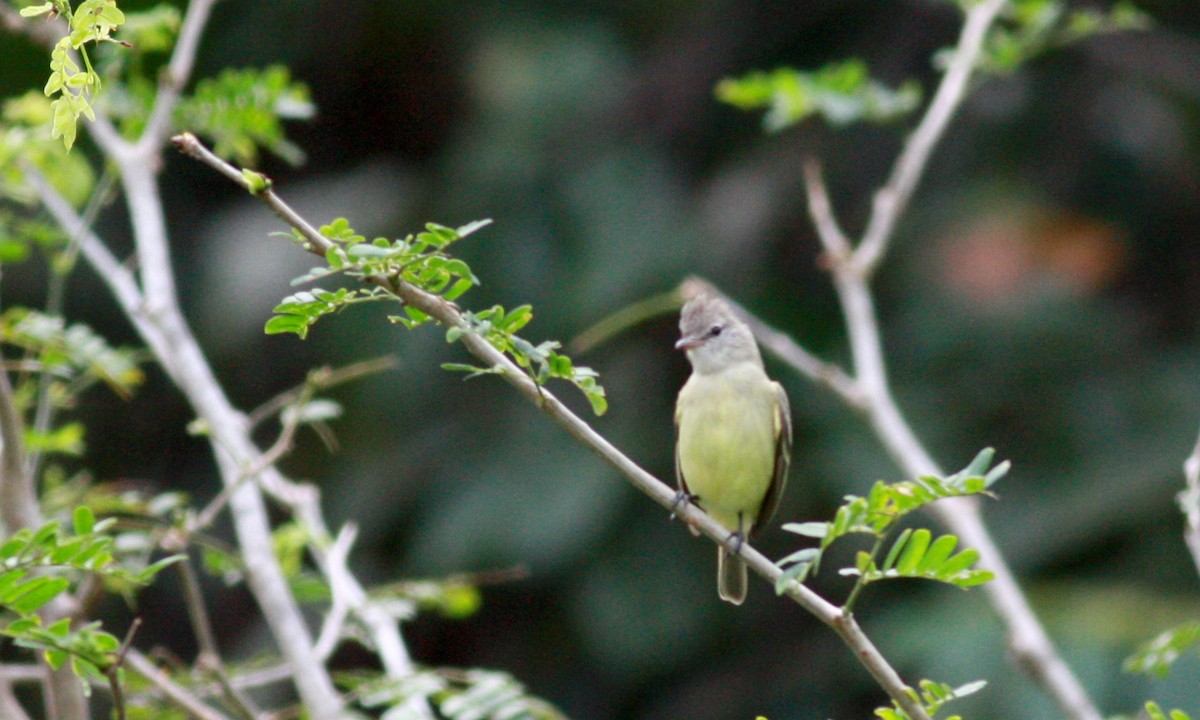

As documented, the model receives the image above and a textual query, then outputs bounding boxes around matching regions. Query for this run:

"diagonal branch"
[172,132,935,720]
[775,1,1104,718]
[854,0,1008,274]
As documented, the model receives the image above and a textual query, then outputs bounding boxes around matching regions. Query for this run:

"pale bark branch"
[774,1,1105,718]
[172,132,934,720]
[124,650,233,720]
[855,0,1008,274]
[1180,426,1200,579]
[26,164,347,720]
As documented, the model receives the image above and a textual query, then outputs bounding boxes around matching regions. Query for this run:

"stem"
[173,133,933,720]
[842,533,886,615]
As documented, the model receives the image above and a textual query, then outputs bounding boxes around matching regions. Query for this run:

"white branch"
[855,0,1007,274]
[779,1,1104,718]
[1180,426,1200,579]
[137,0,219,154]
[28,168,345,720]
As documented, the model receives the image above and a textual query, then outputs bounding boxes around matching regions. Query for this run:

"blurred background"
[6,0,1200,718]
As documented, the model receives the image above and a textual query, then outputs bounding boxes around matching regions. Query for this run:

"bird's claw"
[669,489,698,521]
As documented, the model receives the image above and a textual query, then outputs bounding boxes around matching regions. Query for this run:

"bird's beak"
[675,334,704,351]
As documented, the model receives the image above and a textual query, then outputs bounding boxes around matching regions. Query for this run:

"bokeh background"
[6,0,1200,718]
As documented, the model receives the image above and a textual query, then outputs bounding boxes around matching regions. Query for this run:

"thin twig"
[247,357,400,430]
[855,0,1008,274]
[107,617,143,720]
[178,559,260,720]
[173,133,933,720]
[0,346,37,533]
[783,1,1103,717]
[801,158,852,261]
[124,650,233,720]
[136,0,219,155]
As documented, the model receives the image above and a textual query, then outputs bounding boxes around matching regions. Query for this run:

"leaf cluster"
[21,0,128,150]
[1,307,144,399]
[342,667,567,720]
[1124,622,1200,680]
[776,448,1007,603]
[267,217,607,415]
[446,305,607,416]
[974,0,1151,75]
[875,678,987,720]
[266,218,487,338]
[0,508,181,692]
[715,59,921,132]
[174,64,314,166]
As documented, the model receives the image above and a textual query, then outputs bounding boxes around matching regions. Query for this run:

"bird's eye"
[709,325,723,337]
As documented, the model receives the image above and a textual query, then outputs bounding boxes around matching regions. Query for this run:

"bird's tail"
[717,547,747,605]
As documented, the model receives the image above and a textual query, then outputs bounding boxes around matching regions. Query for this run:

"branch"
[137,0,219,154]
[1180,426,1200,579]
[772,2,1104,718]
[26,163,346,720]
[124,650,233,720]
[855,0,1008,274]
[0,346,38,533]
[172,133,934,720]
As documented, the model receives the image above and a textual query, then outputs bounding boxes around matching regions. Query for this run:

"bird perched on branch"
[674,291,792,604]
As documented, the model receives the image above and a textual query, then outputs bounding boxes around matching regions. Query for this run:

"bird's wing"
[673,401,691,496]
[752,381,792,534]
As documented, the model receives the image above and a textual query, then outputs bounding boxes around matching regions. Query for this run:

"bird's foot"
[726,529,747,556]
[669,489,698,521]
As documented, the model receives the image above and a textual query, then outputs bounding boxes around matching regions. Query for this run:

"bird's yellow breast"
[675,363,779,533]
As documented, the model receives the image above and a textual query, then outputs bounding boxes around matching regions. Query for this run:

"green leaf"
[882,528,913,571]
[716,60,921,132]
[1125,622,1200,679]
[895,528,931,575]
[20,3,55,17]
[782,522,828,538]
[175,65,313,166]
[916,534,958,574]
[6,577,71,613]
[72,506,95,536]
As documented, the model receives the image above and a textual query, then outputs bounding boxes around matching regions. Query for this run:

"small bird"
[674,292,792,604]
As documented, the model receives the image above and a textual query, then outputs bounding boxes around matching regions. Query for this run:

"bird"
[674,292,792,604]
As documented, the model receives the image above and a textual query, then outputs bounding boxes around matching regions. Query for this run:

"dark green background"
[6,1,1200,718]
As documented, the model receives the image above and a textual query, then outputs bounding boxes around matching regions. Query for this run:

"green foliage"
[874,679,987,720]
[776,448,1006,601]
[1125,622,1200,679]
[373,577,485,621]
[174,65,314,166]
[715,59,921,132]
[267,217,488,338]
[975,0,1151,74]
[0,511,182,690]
[267,217,607,415]
[1144,702,1194,720]
[342,667,568,720]
[446,305,608,416]
[21,0,128,150]
[1,92,97,207]
[0,307,145,400]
